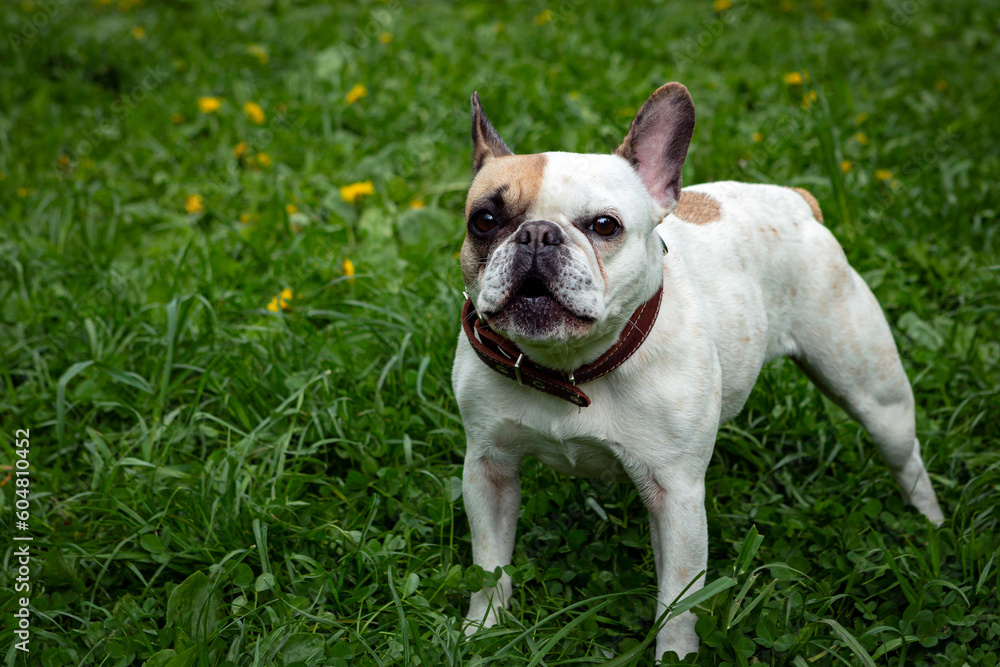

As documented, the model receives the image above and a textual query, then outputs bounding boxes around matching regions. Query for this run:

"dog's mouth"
[515,275,553,300]
[484,273,594,325]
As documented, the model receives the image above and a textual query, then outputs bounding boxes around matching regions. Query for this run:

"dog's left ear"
[471,92,513,173]
[615,83,696,211]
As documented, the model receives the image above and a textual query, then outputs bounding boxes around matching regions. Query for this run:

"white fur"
[454,155,944,661]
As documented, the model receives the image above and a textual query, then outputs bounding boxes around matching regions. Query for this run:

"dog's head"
[461,83,696,370]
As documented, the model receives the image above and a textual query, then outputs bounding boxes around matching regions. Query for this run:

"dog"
[452,82,944,660]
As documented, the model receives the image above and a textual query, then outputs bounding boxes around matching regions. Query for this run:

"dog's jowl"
[452,83,944,661]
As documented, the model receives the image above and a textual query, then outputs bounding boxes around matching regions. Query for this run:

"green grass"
[1,0,998,665]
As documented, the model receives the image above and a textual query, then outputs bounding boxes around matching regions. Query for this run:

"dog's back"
[658,181,834,416]
[659,180,942,524]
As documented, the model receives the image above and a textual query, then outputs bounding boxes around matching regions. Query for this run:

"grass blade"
[56,360,94,443]
[820,619,876,667]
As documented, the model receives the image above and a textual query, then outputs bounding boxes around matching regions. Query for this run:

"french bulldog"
[452,82,944,661]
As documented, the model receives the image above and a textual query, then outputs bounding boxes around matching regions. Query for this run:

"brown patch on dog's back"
[672,191,721,224]
[789,187,824,224]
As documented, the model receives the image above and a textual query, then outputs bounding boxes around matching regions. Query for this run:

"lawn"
[1,0,998,665]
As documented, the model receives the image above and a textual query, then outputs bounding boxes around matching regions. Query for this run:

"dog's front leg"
[643,474,708,662]
[462,446,521,634]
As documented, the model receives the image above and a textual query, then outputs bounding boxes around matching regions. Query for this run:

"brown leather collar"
[461,284,664,407]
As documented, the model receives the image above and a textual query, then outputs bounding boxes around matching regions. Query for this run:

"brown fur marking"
[465,154,547,218]
[790,187,824,224]
[461,154,547,287]
[672,191,721,224]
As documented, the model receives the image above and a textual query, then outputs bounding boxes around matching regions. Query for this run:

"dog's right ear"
[471,92,513,173]
[615,83,696,212]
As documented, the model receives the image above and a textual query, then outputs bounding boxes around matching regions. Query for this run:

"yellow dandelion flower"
[171,112,185,124]
[346,83,367,104]
[285,203,298,214]
[247,43,269,64]
[239,212,251,223]
[379,32,392,44]
[752,131,763,143]
[713,0,732,11]
[409,198,425,210]
[783,72,803,85]
[340,180,375,204]
[841,160,852,173]
[853,131,869,145]
[185,193,204,214]
[801,89,818,109]
[256,152,271,166]
[875,169,892,181]
[17,187,28,198]
[132,26,146,39]
[343,259,355,283]
[243,101,265,125]
[854,112,868,124]
[271,288,293,310]
[534,9,554,25]
[936,80,947,91]
[234,141,248,159]
[198,97,221,113]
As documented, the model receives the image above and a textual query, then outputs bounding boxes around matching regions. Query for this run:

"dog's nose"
[515,220,564,249]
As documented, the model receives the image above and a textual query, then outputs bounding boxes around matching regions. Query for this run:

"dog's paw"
[463,588,507,636]
[462,602,502,636]
[463,618,498,637]
[462,618,486,637]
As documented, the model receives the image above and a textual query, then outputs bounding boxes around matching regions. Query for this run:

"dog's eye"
[470,210,498,234]
[591,216,620,236]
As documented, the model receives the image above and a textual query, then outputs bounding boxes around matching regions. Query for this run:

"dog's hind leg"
[791,259,944,525]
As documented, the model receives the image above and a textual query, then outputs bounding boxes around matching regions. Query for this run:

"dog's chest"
[503,417,630,481]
